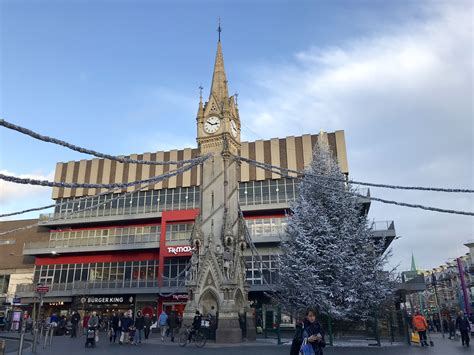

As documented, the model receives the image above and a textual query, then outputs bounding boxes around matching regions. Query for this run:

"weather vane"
[217,18,222,42]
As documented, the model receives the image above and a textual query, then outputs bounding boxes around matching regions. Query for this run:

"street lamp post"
[431,274,445,339]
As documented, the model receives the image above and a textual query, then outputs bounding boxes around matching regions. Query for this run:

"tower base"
[215,318,242,343]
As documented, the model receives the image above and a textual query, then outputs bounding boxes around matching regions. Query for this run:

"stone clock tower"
[183,35,255,343]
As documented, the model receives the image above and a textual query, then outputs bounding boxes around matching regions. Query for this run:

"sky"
[0,0,472,272]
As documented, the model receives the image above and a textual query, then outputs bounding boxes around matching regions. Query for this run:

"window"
[246,217,288,238]
[245,255,280,285]
[0,275,10,294]
[166,223,193,243]
[162,257,188,286]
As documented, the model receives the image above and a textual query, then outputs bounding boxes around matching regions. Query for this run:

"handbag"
[119,332,125,343]
[411,331,420,344]
[299,338,315,355]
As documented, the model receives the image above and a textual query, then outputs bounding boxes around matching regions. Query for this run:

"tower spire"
[209,20,229,103]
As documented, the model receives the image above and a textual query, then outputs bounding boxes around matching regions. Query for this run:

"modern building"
[14,37,397,330]
[0,219,49,329]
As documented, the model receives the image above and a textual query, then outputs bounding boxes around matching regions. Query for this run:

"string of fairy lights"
[0,118,473,233]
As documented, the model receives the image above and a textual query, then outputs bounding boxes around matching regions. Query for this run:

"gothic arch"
[234,288,245,313]
[199,287,220,316]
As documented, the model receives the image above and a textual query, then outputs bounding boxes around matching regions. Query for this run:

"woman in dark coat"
[302,308,326,355]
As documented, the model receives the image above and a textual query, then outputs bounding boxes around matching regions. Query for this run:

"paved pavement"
[1,332,471,354]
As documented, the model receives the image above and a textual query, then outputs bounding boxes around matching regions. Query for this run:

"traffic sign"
[36,285,49,294]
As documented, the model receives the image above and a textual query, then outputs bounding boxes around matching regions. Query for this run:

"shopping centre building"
[9,38,397,329]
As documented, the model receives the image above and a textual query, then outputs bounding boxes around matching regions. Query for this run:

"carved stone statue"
[223,248,232,280]
[191,251,199,281]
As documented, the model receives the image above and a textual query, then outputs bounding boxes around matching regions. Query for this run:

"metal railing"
[23,233,159,251]
[370,220,395,231]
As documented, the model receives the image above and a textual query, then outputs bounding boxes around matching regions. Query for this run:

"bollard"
[32,324,39,354]
[48,326,53,347]
[43,326,49,349]
[18,319,26,355]
[0,339,5,355]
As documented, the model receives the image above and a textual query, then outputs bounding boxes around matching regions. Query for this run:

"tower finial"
[199,84,203,102]
[217,18,222,42]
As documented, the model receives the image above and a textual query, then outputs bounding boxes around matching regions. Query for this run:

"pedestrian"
[133,311,144,344]
[119,313,133,345]
[88,311,99,343]
[167,310,178,342]
[448,316,456,339]
[82,312,90,335]
[158,310,169,342]
[455,311,471,347]
[188,311,202,342]
[301,308,326,355]
[412,311,429,347]
[290,320,304,355]
[70,311,81,338]
[143,313,152,340]
[110,312,121,344]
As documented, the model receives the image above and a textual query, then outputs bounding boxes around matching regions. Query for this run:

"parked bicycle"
[178,325,206,348]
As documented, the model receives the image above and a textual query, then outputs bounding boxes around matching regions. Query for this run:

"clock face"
[230,120,238,138]
[204,116,221,134]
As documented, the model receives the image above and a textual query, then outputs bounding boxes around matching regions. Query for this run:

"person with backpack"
[412,311,429,347]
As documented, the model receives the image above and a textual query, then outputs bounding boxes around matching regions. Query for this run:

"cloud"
[239,2,473,270]
[0,170,54,204]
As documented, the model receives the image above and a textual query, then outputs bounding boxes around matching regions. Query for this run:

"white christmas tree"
[277,147,394,320]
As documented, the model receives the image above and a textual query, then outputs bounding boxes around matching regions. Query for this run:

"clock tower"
[184,33,254,343]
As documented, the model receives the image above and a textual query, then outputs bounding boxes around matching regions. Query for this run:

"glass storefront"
[33,260,159,291]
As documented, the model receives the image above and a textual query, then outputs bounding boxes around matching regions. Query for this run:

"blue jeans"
[134,329,143,343]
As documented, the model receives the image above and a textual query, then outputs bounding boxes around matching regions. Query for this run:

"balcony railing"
[370,220,395,231]
[39,206,164,223]
[23,233,160,252]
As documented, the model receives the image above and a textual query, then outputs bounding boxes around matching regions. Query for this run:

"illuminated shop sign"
[172,294,188,301]
[167,246,193,255]
[80,295,135,304]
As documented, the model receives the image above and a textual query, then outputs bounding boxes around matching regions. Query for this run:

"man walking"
[456,311,471,347]
[412,311,429,347]
[143,314,152,340]
[158,310,169,342]
[133,311,144,344]
[70,311,81,338]
[167,310,179,342]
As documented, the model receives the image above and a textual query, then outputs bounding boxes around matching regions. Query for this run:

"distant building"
[0,219,49,329]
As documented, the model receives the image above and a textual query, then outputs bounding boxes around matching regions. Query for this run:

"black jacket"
[290,323,304,355]
[168,313,179,328]
[111,316,120,330]
[71,313,81,325]
[134,316,145,330]
[143,317,152,329]
[302,319,326,355]
[192,315,202,329]
[456,316,471,332]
